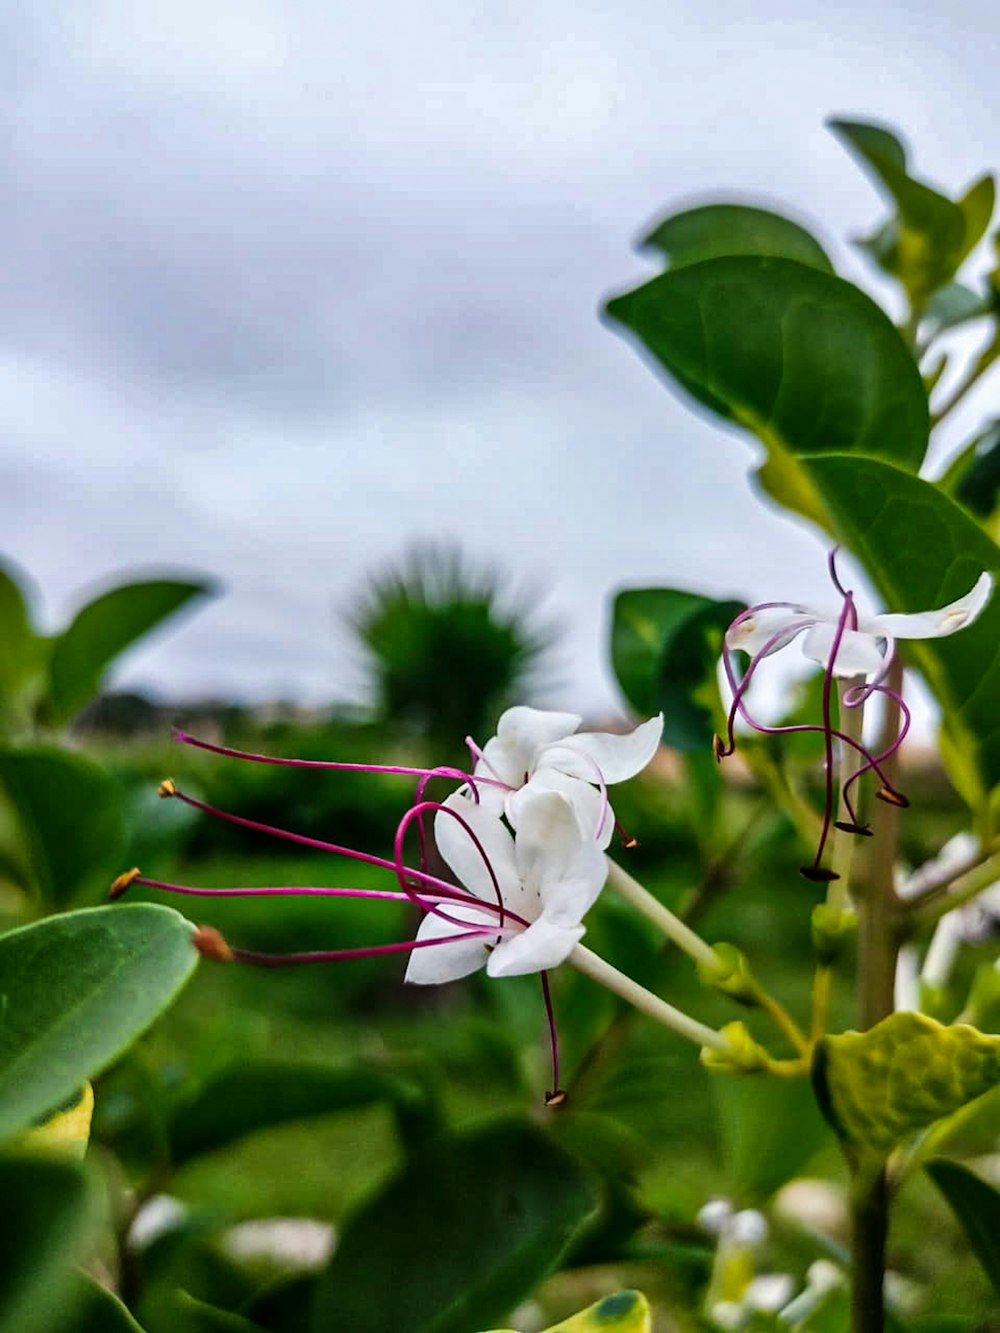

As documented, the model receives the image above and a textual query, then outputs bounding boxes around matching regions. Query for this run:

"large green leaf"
[169,1060,428,1165]
[0,904,198,1140]
[0,1155,94,1333]
[309,1119,594,1333]
[641,203,833,272]
[925,1157,1000,1296]
[828,118,969,304]
[0,747,125,907]
[605,257,928,526]
[611,588,742,752]
[712,1075,830,1202]
[45,578,215,726]
[803,455,1000,801]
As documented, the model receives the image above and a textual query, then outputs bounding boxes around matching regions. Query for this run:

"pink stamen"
[130,874,484,910]
[540,970,563,1102]
[230,928,495,967]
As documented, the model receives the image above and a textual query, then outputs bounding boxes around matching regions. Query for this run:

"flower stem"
[605,858,720,970]
[848,658,905,1333]
[568,944,728,1052]
[811,676,865,1041]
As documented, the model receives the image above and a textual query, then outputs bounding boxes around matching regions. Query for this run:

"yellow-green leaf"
[481,1289,651,1333]
[17,1083,93,1159]
[813,1013,1000,1168]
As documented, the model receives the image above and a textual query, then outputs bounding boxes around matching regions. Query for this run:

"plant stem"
[605,858,720,970]
[907,850,1000,928]
[810,676,865,1041]
[568,943,727,1052]
[849,658,905,1333]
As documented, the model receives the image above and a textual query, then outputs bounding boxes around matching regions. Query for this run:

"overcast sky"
[3,0,998,720]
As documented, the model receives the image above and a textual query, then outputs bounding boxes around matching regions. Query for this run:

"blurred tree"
[347,543,556,757]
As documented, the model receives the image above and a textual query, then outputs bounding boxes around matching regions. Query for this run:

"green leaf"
[57,1273,147,1332]
[656,597,744,751]
[0,747,125,907]
[953,420,1000,525]
[956,173,996,263]
[165,1293,268,1333]
[0,558,41,726]
[610,587,741,752]
[169,1060,428,1165]
[45,578,215,726]
[482,1290,652,1333]
[610,588,709,715]
[605,257,928,527]
[802,455,1000,801]
[829,118,967,304]
[309,1119,594,1333]
[712,1075,831,1202]
[923,283,994,337]
[813,1013,1000,1174]
[0,1155,94,1333]
[641,203,833,272]
[925,1157,1000,1296]
[0,904,198,1140]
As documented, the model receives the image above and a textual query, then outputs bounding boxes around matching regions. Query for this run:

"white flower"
[725,572,993,679]
[404,787,607,984]
[466,705,663,847]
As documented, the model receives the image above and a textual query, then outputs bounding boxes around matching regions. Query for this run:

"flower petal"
[433,794,523,910]
[724,606,814,658]
[474,706,582,788]
[486,917,584,978]
[801,623,887,677]
[540,713,663,785]
[863,572,994,641]
[506,768,614,848]
[404,907,493,984]
[514,790,607,925]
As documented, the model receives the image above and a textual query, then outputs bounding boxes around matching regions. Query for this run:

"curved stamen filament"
[229,928,496,967]
[807,591,857,875]
[540,971,563,1103]
[394,800,520,932]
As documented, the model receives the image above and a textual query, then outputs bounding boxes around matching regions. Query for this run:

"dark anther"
[799,865,841,883]
[833,821,874,837]
[875,787,910,809]
[544,1089,568,1109]
[712,734,726,763]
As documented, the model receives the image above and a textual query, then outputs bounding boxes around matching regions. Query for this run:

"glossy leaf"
[641,203,832,272]
[0,746,125,906]
[925,1158,1000,1296]
[45,577,215,726]
[309,1119,594,1333]
[813,1013,1000,1174]
[606,257,928,526]
[0,1155,94,1333]
[953,420,1000,527]
[713,1074,830,1202]
[169,1060,428,1165]
[803,455,1000,800]
[0,904,198,1140]
[829,118,967,303]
